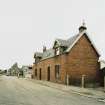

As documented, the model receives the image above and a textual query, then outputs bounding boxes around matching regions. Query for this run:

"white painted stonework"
[100,60,105,69]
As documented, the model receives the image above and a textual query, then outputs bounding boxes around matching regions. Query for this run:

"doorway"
[39,68,42,80]
[47,66,50,81]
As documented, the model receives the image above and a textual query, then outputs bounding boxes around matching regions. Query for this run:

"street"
[0,76,104,105]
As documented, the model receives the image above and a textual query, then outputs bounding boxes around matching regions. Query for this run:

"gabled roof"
[34,30,100,61]
[55,35,78,48]
[66,30,100,56]
[66,35,79,48]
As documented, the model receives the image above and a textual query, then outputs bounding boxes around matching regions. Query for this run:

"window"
[35,69,37,76]
[47,66,50,81]
[55,47,60,55]
[55,65,60,79]
[39,68,42,80]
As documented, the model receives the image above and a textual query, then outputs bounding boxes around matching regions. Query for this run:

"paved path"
[31,79,105,99]
[0,76,104,105]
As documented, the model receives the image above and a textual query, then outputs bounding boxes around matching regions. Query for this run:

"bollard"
[104,76,105,92]
[81,75,86,88]
[66,75,69,86]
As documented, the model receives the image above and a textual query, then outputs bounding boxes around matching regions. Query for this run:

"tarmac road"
[0,75,104,105]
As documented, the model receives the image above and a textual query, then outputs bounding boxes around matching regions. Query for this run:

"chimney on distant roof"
[79,20,87,33]
[43,46,47,52]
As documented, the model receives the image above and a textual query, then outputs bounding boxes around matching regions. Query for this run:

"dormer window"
[53,41,60,56]
[53,39,68,56]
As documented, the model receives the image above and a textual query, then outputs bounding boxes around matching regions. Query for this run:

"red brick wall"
[33,54,68,83]
[32,34,100,86]
[66,35,100,85]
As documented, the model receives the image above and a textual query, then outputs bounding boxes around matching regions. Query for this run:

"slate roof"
[34,52,43,58]
[34,34,78,60]
[66,35,79,47]
[55,39,68,47]
[34,30,100,61]
[42,49,55,60]
[55,35,78,48]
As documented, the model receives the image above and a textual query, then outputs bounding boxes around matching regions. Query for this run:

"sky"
[0,0,105,69]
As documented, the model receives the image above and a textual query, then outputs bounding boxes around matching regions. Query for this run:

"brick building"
[32,23,101,87]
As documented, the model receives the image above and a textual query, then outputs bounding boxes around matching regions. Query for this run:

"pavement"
[0,75,105,105]
[27,78,105,101]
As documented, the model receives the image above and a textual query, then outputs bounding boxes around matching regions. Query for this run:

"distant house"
[32,23,101,87]
[21,65,32,78]
[7,63,32,78]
